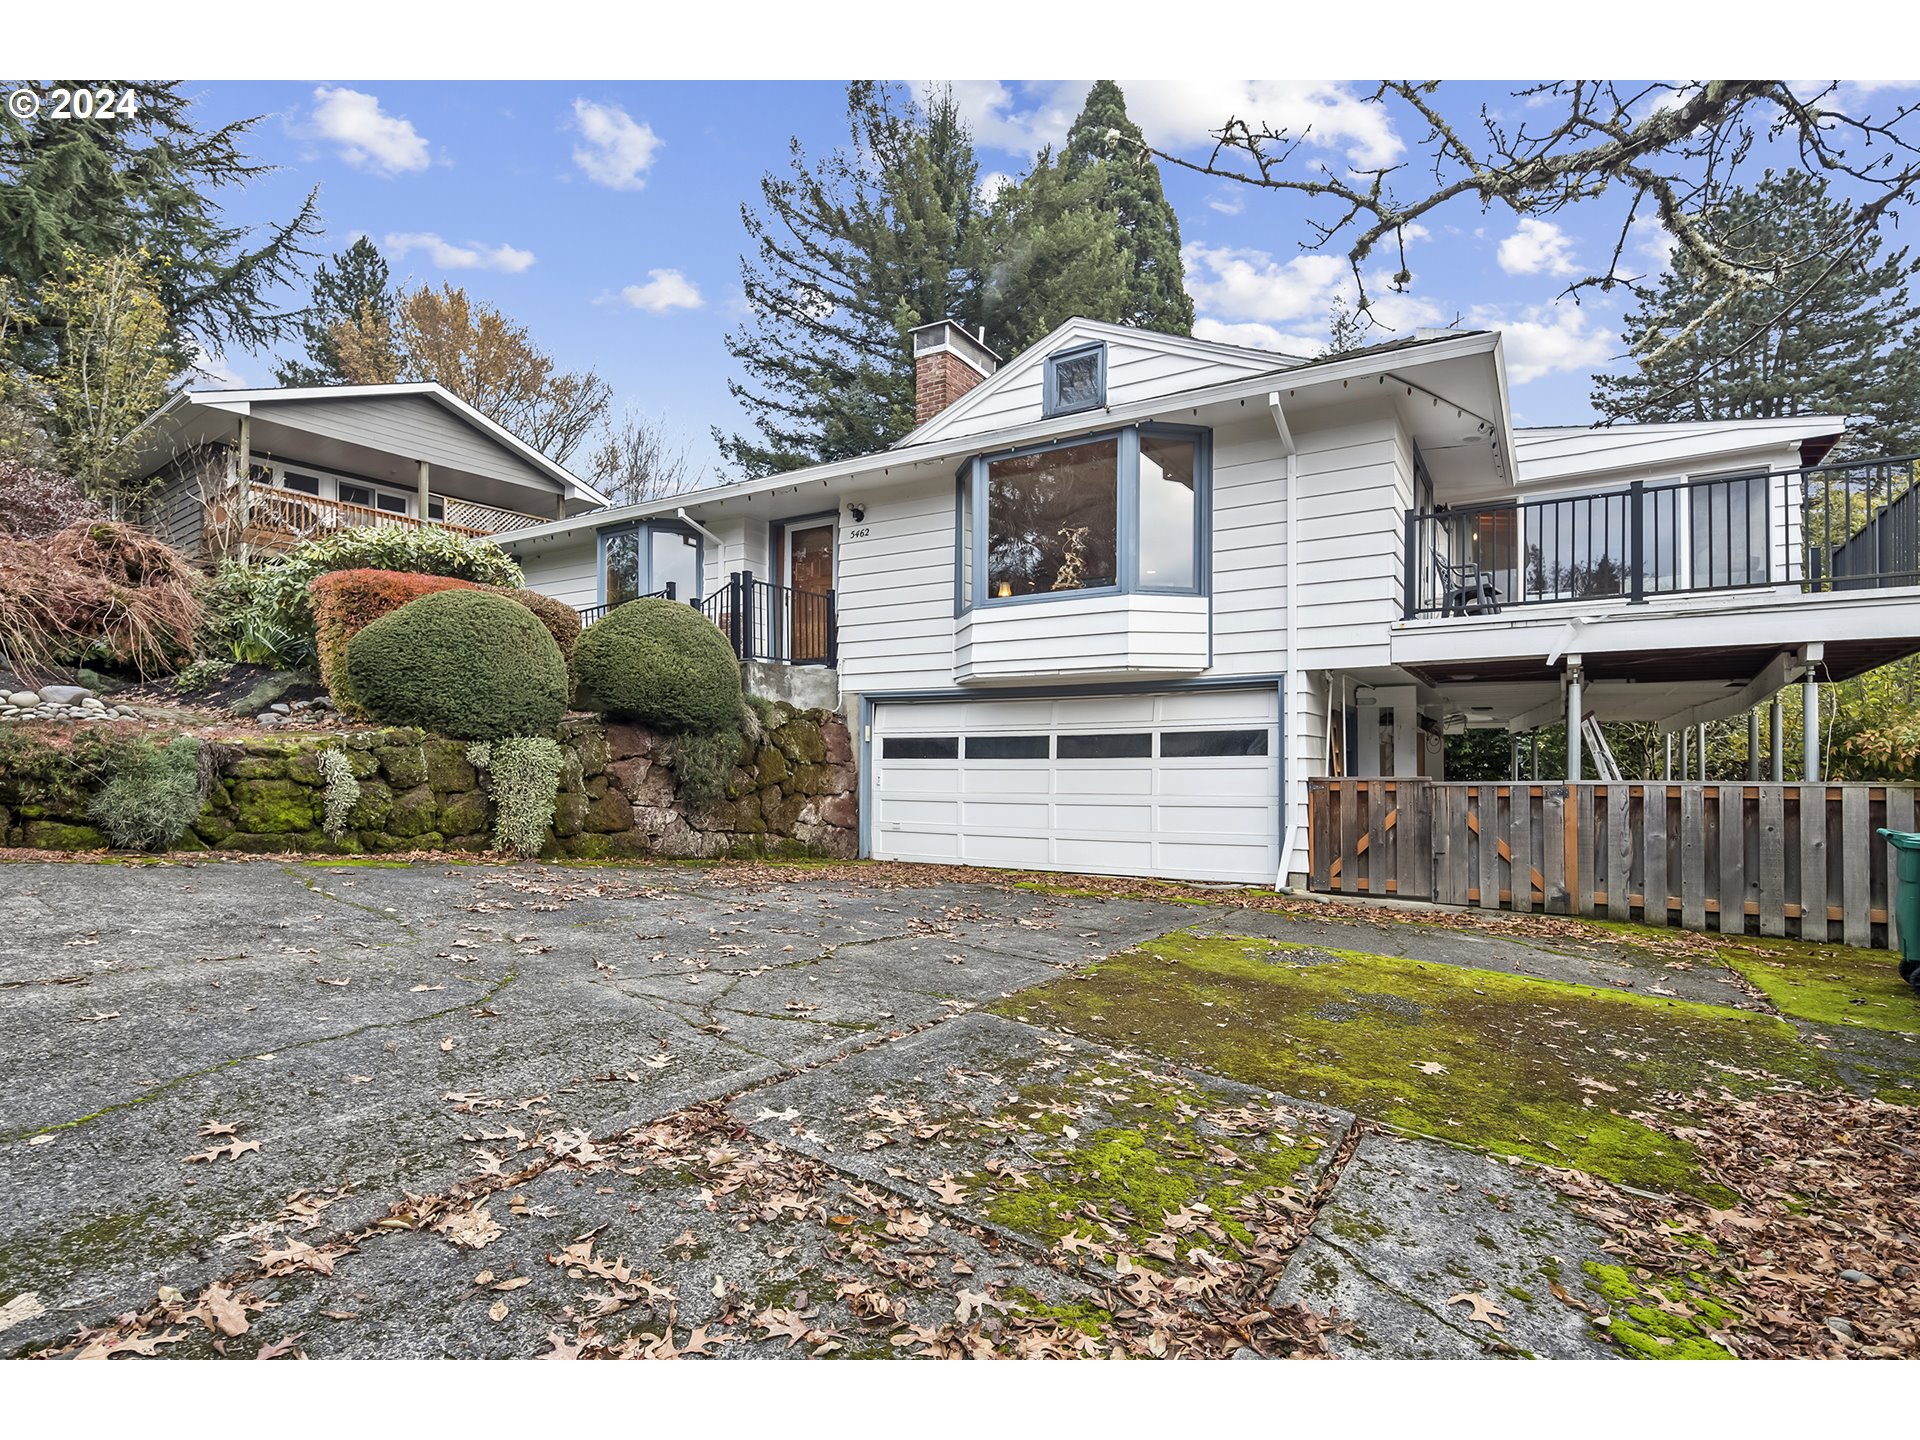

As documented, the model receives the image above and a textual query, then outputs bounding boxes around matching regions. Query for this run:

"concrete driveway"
[3,858,1909,1359]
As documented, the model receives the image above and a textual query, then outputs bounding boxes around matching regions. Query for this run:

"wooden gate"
[1307,778,1920,947]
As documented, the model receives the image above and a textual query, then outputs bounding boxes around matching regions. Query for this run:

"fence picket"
[1717,786,1745,938]
[1841,786,1871,946]
[1681,786,1707,932]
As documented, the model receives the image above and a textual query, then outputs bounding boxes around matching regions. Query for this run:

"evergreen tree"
[1593,170,1920,457]
[1059,81,1194,335]
[274,237,395,387]
[718,83,984,475]
[979,151,1131,353]
[0,82,321,370]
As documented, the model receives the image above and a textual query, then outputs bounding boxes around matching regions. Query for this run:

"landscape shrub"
[0,519,202,676]
[467,736,564,857]
[345,589,568,740]
[317,747,360,839]
[87,735,204,850]
[573,598,742,735]
[665,729,743,812]
[311,570,477,712]
[0,458,96,539]
[492,586,581,676]
[311,571,583,712]
[195,560,304,666]
[224,525,525,670]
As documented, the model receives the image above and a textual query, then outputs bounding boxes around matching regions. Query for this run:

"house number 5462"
[847,526,870,539]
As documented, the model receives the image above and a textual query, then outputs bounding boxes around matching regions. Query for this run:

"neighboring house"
[508,320,1918,888]
[123,382,610,562]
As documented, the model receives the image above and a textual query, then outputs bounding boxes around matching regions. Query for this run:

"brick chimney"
[910,319,1000,425]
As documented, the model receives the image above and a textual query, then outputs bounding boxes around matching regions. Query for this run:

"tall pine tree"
[1593,170,1920,457]
[274,236,396,387]
[718,83,984,475]
[978,151,1131,353]
[1058,81,1194,336]
[0,81,321,371]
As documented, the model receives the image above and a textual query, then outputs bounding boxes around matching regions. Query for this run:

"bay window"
[959,424,1208,609]
[600,522,703,607]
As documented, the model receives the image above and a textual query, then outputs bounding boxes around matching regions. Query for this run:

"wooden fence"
[1307,778,1920,948]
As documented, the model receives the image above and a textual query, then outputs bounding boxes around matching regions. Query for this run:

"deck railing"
[576,584,682,627]
[1404,454,1920,619]
[207,486,547,556]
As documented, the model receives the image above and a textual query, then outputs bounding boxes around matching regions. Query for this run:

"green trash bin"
[1876,828,1920,992]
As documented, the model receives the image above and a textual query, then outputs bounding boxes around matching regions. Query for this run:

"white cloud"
[938,79,1401,171]
[1207,192,1245,216]
[1496,218,1580,277]
[569,98,662,191]
[976,170,1012,207]
[1123,81,1403,170]
[191,347,249,389]
[1192,318,1324,356]
[383,232,536,274]
[1183,243,1349,325]
[618,269,704,313]
[308,86,430,177]
[1469,302,1615,384]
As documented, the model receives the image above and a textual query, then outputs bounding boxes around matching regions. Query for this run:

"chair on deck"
[1434,546,1501,615]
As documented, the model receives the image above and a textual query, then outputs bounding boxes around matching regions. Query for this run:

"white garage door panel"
[873,687,1280,885]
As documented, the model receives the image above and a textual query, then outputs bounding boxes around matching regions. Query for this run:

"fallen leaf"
[1446,1291,1510,1331]
[439,1207,504,1250]
[440,1036,457,1052]
[488,1300,508,1322]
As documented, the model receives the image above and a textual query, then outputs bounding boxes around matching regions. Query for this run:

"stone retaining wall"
[0,704,856,860]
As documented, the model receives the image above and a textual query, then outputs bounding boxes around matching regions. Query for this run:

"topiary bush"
[224,525,526,670]
[574,598,742,734]
[491,586,581,677]
[88,736,204,850]
[345,589,568,740]
[312,569,477,712]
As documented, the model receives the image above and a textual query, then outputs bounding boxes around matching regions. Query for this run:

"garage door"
[871,688,1280,884]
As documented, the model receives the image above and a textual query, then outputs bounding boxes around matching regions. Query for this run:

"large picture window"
[962,425,1209,608]
[986,438,1119,598]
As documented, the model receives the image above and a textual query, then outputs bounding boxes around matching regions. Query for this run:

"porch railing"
[1404,454,1920,619]
[700,571,837,667]
[207,486,547,557]
[575,584,683,627]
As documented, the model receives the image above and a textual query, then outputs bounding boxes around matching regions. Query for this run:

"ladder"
[1582,714,1623,781]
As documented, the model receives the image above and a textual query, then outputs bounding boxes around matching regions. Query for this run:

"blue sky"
[185,79,1920,477]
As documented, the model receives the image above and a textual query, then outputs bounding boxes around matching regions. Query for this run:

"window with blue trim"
[600,522,703,606]
[1043,342,1106,417]
[958,424,1209,608]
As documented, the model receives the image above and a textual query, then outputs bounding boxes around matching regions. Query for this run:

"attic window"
[1043,342,1106,417]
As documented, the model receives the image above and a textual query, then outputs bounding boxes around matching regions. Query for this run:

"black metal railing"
[700,571,837,667]
[575,584,684,628]
[1403,456,1920,619]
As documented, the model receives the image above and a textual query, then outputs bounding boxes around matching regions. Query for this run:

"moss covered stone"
[439,790,488,836]
[755,744,791,789]
[771,718,827,765]
[231,779,317,834]
[422,739,478,793]
[1583,1262,1738,1359]
[376,742,429,790]
[1719,937,1920,1035]
[385,784,440,838]
[22,821,107,849]
[994,929,1836,1198]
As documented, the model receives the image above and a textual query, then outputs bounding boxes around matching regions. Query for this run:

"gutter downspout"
[1269,393,1299,890]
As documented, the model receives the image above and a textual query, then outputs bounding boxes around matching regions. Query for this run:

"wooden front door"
[787,522,834,663]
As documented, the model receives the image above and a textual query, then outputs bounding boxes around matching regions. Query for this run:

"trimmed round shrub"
[312,569,477,713]
[574,598,742,734]
[484,585,581,673]
[345,589,568,740]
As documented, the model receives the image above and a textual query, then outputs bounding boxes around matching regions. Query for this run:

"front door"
[786,522,834,663]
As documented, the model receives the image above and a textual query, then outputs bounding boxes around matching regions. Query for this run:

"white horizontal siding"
[1290,402,1406,672]
[517,534,600,610]
[835,476,955,692]
[956,593,1209,681]
[250,394,558,500]
[1209,418,1287,676]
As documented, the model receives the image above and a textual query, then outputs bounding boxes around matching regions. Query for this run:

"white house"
[496,317,1920,890]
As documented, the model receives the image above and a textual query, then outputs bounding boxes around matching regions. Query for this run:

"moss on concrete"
[994,929,1837,1199]
[1583,1262,1737,1359]
[1717,937,1920,1035]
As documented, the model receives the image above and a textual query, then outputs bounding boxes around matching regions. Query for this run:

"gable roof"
[896,316,1310,449]
[126,381,611,506]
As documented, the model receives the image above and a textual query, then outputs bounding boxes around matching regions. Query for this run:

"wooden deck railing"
[1308,777,1920,948]
[205,487,544,556]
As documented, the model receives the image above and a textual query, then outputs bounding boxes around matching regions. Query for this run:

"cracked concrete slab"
[1270,1133,1618,1359]
[733,1011,1354,1253]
